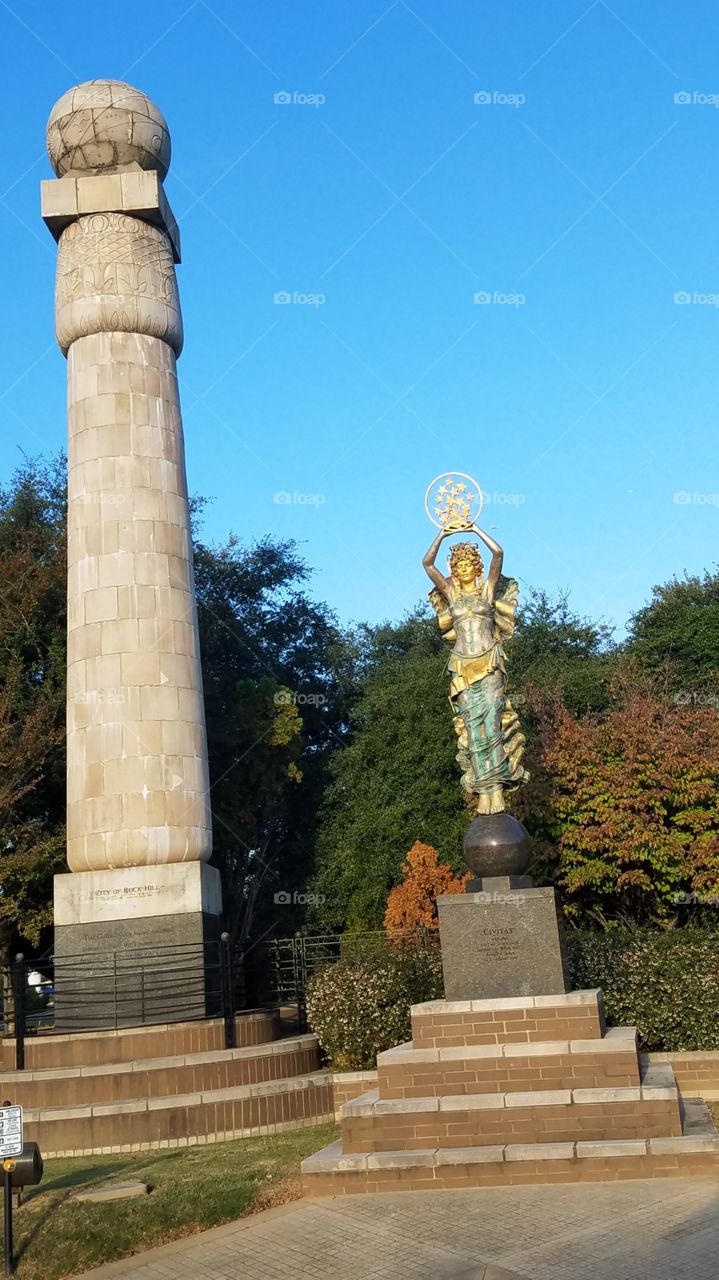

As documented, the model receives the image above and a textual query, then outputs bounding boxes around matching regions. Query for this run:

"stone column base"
[53,863,223,1030]
[437,887,568,1000]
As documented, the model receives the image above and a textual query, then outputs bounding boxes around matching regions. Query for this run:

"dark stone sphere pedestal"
[462,811,533,892]
[437,812,568,1001]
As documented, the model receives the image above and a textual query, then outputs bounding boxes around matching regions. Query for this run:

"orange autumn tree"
[384,841,468,932]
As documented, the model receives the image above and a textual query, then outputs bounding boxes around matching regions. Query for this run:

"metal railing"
[250,927,439,1030]
[3,927,436,1068]
[7,934,238,1068]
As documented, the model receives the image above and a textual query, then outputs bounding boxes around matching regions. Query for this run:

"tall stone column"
[42,80,221,1027]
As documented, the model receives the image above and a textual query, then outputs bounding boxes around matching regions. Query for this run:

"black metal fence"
[252,927,438,1012]
[3,928,436,1069]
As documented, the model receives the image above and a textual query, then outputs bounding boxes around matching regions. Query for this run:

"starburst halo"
[424,472,483,531]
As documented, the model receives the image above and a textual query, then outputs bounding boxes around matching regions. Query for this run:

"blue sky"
[1,0,718,637]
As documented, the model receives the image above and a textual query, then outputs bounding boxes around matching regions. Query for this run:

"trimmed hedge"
[306,927,719,1066]
[568,927,719,1052]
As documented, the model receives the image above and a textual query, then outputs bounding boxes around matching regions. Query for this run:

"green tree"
[0,457,67,956]
[507,587,615,716]
[193,533,344,945]
[310,611,468,930]
[626,569,719,700]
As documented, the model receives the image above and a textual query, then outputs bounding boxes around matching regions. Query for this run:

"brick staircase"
[1,1010,334,1156]
[302,990,719,1194]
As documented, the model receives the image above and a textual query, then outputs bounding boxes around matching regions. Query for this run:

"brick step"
[2,1008,281,1070]
[0,1034,321,1108]
[411,990,605,1049]
[21,1069,335,1157]
[379,1025,640,1098]
[302,1131,719,1195]
[341,1064,681,1153]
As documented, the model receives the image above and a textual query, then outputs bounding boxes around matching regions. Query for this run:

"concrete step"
[681,1096,716,1134]
[22,1069,335,1157]
[0,1034,321,1108]
[378,1025,640,1098]
[2,1008,281,1070]
[341,1064,681,1153]
[302,1130,719,1196]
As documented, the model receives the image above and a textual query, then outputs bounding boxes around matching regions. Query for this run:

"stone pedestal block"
[437,887,568,1000]
[53,864,222,1030]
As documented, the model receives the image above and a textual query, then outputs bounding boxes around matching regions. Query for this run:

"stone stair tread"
[13,1009,276,1047]
[411,990,603,1015]
[681,1097,718,1137]
[24,1068,333,1121]
[341,1078,676,1119]
[0,1033,318,1083]
[303,1130,719,1176]
[640,1060,675,1089]
[378,1029,638,1065]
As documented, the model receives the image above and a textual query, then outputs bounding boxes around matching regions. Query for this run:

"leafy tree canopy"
[515,667,719,926]
[193,529,345,944]
[507,587,615,717]
[0,457,67,954]
[626,569,719,700]
[310,610,470,930]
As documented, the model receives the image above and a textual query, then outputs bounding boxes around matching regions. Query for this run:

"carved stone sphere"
[47,80,171,180]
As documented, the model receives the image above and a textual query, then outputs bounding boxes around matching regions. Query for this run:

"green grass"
[1,1123,338,1280]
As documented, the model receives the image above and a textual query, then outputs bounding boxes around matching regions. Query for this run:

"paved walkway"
[72,1178,719,1279]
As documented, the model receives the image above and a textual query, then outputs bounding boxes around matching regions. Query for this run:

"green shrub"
[306,944,443,1070]
[306,927,719,1061]
[569,927,719,1051]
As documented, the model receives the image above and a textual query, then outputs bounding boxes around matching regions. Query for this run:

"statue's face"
[454,556,476,585]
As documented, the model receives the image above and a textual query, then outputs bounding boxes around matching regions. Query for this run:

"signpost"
[0,1103,22,1276]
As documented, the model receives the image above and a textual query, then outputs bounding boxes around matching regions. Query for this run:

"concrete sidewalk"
[70,1178,719,1279]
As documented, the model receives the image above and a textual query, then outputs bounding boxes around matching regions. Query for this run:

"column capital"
[41,169,180,263]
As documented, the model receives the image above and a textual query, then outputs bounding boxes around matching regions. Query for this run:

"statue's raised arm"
[470,523,503,600]
[422,528,452,598]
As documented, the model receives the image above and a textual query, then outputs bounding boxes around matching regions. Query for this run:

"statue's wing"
[494,576,520,640]
[429,588,455,642]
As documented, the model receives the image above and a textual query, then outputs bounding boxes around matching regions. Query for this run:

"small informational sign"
[0,1107,23,1160]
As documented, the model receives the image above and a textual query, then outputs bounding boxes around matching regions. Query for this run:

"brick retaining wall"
[646,1052,719,1101]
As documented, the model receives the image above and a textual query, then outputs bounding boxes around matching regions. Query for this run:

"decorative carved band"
[55,212,183,355]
